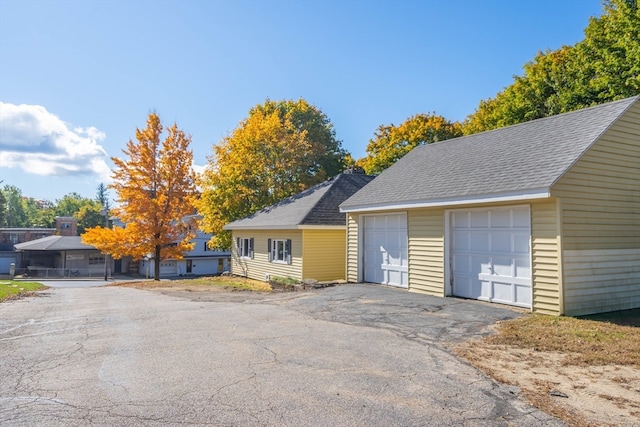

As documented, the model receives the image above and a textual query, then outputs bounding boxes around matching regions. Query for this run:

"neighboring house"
[0,216,79,274]
[340,96,640,316]
[14,236,112,278]
[224,170,375,282]
[135,215,231,278]
[0,228,55,274]
[10,214,230,279]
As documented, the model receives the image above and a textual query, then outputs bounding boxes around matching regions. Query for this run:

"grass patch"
[268,276,302,291]
[113,275,272,292]
[269,276,299,285]
[483,310,640,367]
[0,280,47,302]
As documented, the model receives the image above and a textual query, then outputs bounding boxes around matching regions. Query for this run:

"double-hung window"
[268,238,291,264]
[236,237,254,259]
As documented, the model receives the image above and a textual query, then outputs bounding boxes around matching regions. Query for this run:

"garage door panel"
[453,254,468,273]
[474,256,489,274]
[492,232,511,252]
[469,232,489,251]
[491,257,512,276]
[514,234,530,253]
[453,233,469,250]
[452,206,532,308]
[490,210,511,227]
[492,281,513,302]
[477,280,490,301]
[470,210,488,227]
[452,211,468,226]
[515,258,531,278]
[513,207,530,226]
[363,213,408,288]
[515,284,532,306]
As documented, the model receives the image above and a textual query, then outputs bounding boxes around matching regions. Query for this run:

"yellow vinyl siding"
[346,213,359,282]
[407,208,445,296]
[530,200,561,315]
[230,231,303,281]
[302,229,346,281]
[551,102,640,315]
[551,101,640,250]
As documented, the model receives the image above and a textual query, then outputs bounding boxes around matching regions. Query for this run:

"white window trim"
[268,238,292,264]
[236,237,254,259]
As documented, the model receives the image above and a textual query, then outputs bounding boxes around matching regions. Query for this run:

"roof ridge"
[418,95,640,151]
[299,173,344,224]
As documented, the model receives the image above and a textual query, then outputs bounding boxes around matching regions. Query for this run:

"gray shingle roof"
[14,236,96,251]
[224,172,375,229]
[341,96,639,211]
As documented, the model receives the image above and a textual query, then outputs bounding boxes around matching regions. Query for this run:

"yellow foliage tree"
[198,99,348,250]
[82,113,197,280]
[358,113,462,175]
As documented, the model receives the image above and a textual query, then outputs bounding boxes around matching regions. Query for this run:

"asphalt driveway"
[0,283,562,426]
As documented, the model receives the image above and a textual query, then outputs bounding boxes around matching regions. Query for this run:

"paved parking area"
[0,283,562,426]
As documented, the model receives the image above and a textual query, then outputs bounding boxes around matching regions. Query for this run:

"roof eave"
[340,188,551,213]
[224,224,301,231]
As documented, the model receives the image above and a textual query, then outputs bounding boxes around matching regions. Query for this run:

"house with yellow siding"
[224,171,374,283]
[340,96,640,316]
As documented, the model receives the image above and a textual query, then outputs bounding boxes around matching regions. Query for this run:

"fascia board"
[340,188,550,213]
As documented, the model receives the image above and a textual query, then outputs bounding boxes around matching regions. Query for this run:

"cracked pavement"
[0,283,563,426]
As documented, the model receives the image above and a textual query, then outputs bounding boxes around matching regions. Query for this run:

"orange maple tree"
[82,113,197,280]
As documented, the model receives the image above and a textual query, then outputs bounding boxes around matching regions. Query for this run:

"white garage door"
[159,260,177,276]
[363,213,408,288]
[451,206,531,308]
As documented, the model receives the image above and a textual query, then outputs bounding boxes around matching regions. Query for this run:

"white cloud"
[192,163,206,177]
[0,102,111,179]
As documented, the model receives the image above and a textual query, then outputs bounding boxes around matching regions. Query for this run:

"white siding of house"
[563,249,640,316]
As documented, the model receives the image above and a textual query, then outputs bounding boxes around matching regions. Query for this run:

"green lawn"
[0,280,47,302]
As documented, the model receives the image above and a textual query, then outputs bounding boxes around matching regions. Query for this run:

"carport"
[14,236,112,278]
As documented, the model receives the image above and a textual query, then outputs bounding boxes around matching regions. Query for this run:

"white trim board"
[341,188,550,213]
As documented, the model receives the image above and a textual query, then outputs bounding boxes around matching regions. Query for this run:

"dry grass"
[455,309,640,427]
[482,310,640,367]
[111,275,272,292]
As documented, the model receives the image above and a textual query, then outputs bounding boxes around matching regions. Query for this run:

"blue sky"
[0,0,603,202]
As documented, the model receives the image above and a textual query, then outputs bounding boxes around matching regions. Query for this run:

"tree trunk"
[154,245,161,281]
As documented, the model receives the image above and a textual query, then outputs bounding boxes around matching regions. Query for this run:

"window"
[236,237,254,259]
[61,223,71,229]
[268,239,291,264]
[89,255,105,265]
